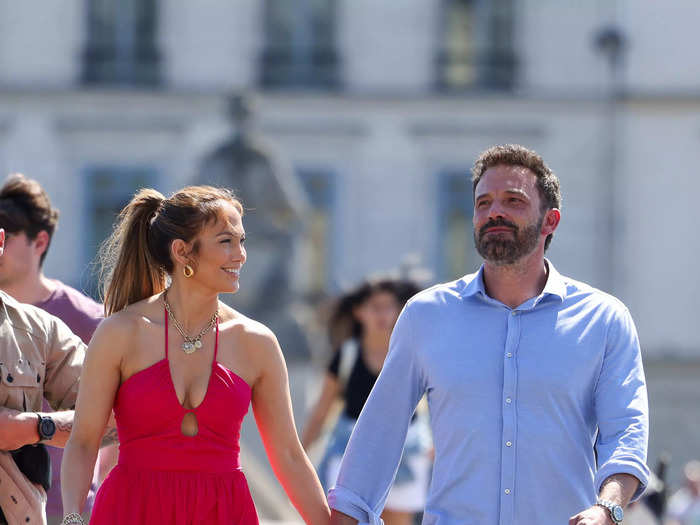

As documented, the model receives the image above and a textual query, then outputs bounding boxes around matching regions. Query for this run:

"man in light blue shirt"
[329,144,649,525]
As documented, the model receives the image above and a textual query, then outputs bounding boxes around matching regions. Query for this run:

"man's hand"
[570,473,639,525]
[0,407,39,450]
[569,504,613,524]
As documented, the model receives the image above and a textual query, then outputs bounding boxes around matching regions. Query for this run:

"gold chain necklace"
[163,292,218,354]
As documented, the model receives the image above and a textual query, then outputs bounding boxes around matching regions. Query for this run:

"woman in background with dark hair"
[302,278,432,525]
[60,186,329,525]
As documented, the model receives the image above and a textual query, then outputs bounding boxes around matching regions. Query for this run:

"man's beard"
[474,214,543,266]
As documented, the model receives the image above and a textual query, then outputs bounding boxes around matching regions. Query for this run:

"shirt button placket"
[500,309,519,525]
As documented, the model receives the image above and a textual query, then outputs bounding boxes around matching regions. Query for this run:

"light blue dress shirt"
[328,261,649,525]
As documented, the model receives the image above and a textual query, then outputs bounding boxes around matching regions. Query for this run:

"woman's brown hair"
[99,185,243,316]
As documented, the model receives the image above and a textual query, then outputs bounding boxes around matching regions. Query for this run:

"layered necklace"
[163,291,219,354]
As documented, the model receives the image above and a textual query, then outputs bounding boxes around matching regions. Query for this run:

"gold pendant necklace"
[163,291,218,354]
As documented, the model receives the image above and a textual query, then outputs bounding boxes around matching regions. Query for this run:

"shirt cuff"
[328,485,384,525]
[595,458,650,502]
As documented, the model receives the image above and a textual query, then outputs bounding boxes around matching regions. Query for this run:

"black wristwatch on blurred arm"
[35,413,56,443]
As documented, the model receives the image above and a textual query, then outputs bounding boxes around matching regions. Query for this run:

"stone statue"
[197,94,311,358]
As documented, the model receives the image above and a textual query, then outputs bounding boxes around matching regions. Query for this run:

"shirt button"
[505,489,511,495]
[506,441,512,447]
[505,397,512,404]
[511,311,517,316]
[506,352,513,358]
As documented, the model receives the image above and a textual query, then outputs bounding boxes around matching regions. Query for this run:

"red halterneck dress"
[90,310,259,524]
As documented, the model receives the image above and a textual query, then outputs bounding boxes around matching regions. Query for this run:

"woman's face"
[189,200,246,294]
[354,291,401,337]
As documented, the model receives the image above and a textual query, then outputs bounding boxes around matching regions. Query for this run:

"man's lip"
[484,227,514,234]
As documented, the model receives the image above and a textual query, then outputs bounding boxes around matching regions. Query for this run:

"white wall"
[0,1,82,87]
[622,1,700,92]
[160,0,260,90]
[618,101,700,357]
[339,0,436,93]
[517,0,611,95]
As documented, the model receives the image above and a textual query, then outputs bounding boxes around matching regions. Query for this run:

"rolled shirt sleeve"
[43,315,86,411]
[593,305,650,501]
[328,304,426,523]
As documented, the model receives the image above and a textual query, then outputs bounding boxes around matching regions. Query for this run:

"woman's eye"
[240,236,246,245]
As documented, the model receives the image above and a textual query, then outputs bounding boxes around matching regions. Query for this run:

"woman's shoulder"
[218,302,278,351]
[98,295,164,337]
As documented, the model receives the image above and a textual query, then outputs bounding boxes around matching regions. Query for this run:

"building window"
[297,169,336,295]
[437,170,476,280]
[82,0,160,86]
[83,167,159,297]
[436,0,516,90]
[260,0,339,89]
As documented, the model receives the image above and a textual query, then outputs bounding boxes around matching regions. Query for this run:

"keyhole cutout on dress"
[181,411,199,437]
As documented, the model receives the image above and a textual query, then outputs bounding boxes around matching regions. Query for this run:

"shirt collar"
[541,259,567,301]
[460,258,567,303]
[0,290,9,325]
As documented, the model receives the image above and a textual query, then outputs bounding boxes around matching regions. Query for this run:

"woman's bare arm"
[249,326,330,525]
[61,316,125,516]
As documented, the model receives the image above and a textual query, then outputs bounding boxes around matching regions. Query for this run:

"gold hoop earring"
[183,264,194,278]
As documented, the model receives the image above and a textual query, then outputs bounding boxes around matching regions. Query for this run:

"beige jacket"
[0,290,86,525]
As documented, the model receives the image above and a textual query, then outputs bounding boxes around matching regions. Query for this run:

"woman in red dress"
[60,186,330,524]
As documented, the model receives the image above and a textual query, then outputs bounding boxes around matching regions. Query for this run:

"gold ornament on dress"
[163,291,218,354]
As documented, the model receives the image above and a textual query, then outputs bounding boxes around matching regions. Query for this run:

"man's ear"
[0,228,5,256]
[33,230,51,258]
[542,208,561,237]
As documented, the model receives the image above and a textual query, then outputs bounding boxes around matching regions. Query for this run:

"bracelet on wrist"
[61,512,85,525]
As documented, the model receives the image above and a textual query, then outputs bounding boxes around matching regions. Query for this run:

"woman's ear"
[170,238,193,268]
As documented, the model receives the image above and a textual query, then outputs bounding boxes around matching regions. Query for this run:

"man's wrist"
[596,499,624,524]
[11,412,41,447]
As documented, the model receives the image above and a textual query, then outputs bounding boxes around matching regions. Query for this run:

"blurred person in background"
[302,278,432,525]
[0,174,117,524]
[624,472,666,525]
[328,144,649,525]
[665,460,700,525]
[60,186,330,525]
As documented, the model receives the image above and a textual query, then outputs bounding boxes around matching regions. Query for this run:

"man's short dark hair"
[471,144,562,251]
[0,173,59,266]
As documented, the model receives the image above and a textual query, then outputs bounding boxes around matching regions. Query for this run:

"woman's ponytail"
[99,188,166,316]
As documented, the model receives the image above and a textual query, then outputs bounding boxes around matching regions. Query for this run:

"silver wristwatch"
[596,499,624,524]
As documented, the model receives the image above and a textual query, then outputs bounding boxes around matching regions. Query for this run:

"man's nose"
[487,201,506,221]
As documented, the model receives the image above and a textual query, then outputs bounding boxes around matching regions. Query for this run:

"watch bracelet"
[596,499,622,523]
[61,512,85,525]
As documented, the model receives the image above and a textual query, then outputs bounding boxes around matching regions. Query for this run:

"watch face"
[612,506,624,521]
[40,417,56,438]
